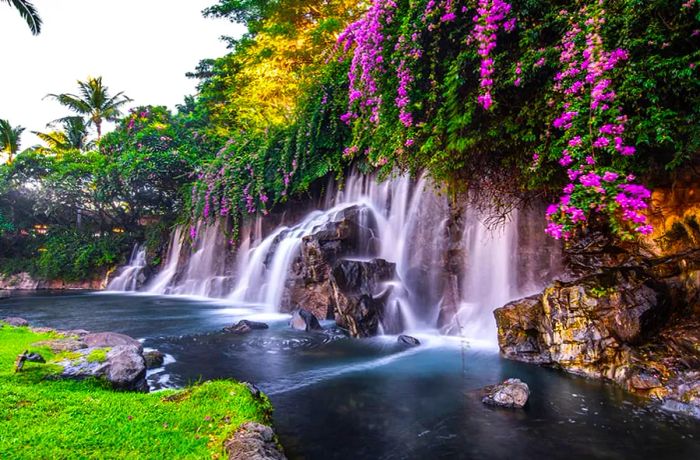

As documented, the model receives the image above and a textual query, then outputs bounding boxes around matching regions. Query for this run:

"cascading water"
[124,169,558,340]
[107,244,147,291]
[454,210,519,342]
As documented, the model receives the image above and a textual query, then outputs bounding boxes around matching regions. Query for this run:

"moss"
[0,325,273,458]
[86,348,110,363]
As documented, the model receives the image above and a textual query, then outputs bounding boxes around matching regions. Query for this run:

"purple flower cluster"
[472,0,515,110]
[545,4,652,240]
[338,1,398,125]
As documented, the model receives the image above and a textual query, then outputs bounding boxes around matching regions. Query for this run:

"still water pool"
[2,291,699,459]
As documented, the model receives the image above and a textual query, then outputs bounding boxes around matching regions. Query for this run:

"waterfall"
[453,210,520,341]
[146,226,185,295]
[137,169,559,339]
[107,244,147,291]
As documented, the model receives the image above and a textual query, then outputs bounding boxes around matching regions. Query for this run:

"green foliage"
[0,325,273,458]
[86,347,109,363]
[35,230,127,281]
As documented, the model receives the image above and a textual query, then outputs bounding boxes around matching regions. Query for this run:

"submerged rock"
[143,350,165,369]
[397,335,420,347]
[290,309,322,332]
[3,317,29,327]
[225,422,286,460]
[482,378,530,408]
[224,320,270,335]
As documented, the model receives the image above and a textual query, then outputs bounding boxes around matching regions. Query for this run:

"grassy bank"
[0,324,273,459]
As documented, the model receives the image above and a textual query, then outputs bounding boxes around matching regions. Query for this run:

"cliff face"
[494,181,700,417]
[0,272,107,290]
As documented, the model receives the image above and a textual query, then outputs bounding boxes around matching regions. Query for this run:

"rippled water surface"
[2,291,699,460]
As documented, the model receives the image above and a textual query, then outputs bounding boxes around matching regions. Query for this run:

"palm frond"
[3,0,42,35]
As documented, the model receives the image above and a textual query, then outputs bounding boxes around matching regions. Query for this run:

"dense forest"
[1,0,698,281]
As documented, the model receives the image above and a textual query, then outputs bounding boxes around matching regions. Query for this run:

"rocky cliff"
[494,181,700,417]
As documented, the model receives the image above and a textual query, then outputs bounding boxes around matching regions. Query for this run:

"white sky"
[0,0,245,148]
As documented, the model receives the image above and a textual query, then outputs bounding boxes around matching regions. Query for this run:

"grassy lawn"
[0,324,273,459]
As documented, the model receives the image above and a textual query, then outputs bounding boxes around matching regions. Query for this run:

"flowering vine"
[544,2,652,240]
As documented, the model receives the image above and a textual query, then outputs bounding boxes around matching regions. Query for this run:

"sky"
[0,0,245,148]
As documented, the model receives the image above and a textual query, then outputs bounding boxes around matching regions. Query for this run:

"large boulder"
[58,344,148,392]
[282,205,379,320]
[482,378,530,408]
[225,422,286,460]
[330,258,396,337]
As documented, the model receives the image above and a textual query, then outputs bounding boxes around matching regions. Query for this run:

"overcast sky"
[0,0,245,148]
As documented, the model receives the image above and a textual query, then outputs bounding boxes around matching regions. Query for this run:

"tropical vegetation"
[1,0,699,281]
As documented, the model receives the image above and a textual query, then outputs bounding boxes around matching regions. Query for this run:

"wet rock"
[330,258,396,338]
[283,204,379,320]
[482,378,530,408]
[225,422,286,460]
[84,332,143,353]
[143,350,165,369]
[244,382,262,398]
[3,317,29,327]
[224,320,269,335]
[397,335,420,347]
[290,309,322,332]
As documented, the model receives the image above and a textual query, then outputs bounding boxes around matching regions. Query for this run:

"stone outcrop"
[282,205,379,320]
[330,258,396,337]
[495,249,700,414]
[482,378,530,408]
[3,317,29,327]
[225,422,286,460]
[84,332,143,352]
[0,272,107,290]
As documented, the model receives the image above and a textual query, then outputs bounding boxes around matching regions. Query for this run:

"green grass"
[0,325,273,459]
[85,347,109,363]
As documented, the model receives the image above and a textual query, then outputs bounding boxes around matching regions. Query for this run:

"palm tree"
[33,117,93,153]
[2,0,42,35]
[45,77,132,139]
[0,119,24,163]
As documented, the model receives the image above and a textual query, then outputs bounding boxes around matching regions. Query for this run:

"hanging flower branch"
[544,2,652,240]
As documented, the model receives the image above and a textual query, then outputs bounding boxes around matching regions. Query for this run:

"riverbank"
[0,321,281,459]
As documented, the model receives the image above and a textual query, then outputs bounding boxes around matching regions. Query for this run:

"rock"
[58,345,148,392]
[290,309,322,332]
[106,345,148,392]
[3,317,29,327]
[397,335,420,347]
[482,378,530,408]
[143,350,165,369]
[224,320,269,335]
[84,332,143,353]
[330,258,396,338]
[33,338,87,353]
[629,372,662,390]
[282,205,380,320]
[244,382,261,398]
[25,352,45,363]
[225,422,286,460]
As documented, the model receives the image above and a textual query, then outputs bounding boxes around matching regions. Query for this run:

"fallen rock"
[224,320,270,335]
[397,335,420,347]
[84,332,143,352]
[3,317,29,327]
[482,378,530,408]
[25,352,45,363]
[290,309,322,332]
[143,350,165,369]
[225,422,286,460]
